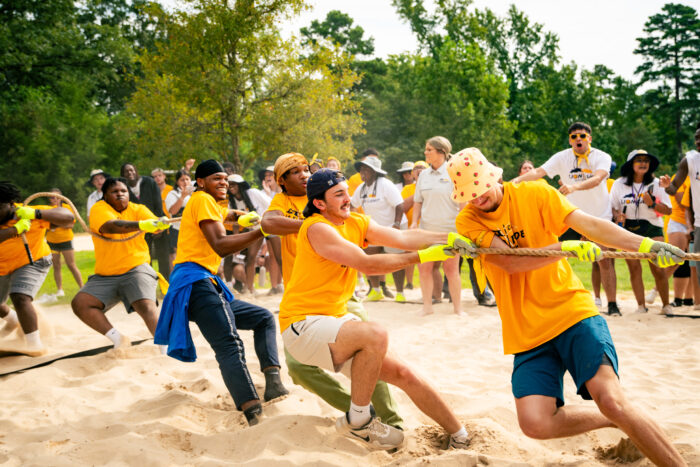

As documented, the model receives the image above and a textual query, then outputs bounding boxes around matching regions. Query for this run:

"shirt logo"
[284,208,302,220]
[568,167,593,181]
[493,223,525,248]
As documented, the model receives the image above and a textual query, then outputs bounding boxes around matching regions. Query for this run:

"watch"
[35,209,42,219]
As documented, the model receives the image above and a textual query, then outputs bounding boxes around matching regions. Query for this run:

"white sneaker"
[594,297,602,308]
[55,289,65,298]
[448,433,470,449]
[645,288,658,304]
[336,413,404,450]
[635,305,648,313]
[36,293,57,304]
[661,304,673,315]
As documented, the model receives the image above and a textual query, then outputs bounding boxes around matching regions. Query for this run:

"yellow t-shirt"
[89,201,156,276]
[266,192,307,285]
[347,173,362,196]
[455,182,599,355]
[278,212,370,332]
[401,183,416,226]
[161,184,173,218]
[0,204,52,275]
[46,203,75,244]
[174,191,228,274]
[669,175,689,224]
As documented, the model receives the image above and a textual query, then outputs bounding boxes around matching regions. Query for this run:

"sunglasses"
[569,133,589,140]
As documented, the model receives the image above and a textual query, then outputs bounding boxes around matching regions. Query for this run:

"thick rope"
[23,192,227,243]
[474,247,700,261]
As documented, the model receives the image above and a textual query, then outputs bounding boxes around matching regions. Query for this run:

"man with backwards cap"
[261,153,404,431]
[451,148,686,466]
[155,159,288,427]
[278,168,471,450]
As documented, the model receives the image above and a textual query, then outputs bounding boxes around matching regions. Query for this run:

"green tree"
[300,10,374,56]
[122,0,363,172]
[635,3,700,156]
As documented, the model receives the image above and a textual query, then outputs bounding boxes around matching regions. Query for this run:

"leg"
[391,269,405,294]
[515,394,613,439]
[285,348,351,412]
[364,246,383,295]
[244,238,263,294]
[592,261,601,299]
[404,264,415,288]
[625,259,645,306]
[154,233,171,280]
[223,254,234,283]
[378,352,461,433]
[229,298,281,371]
[417,262,434,315]
[188,280,260,410]
[62,249,83,288]
[9,293,40,334]
[649,262,670,307]
[71,292,112,334]
[586,365,686,467]
[598,257,617,304]
[443,256,464,315]
[130,298,158,336]
[51,252,63,291]
[431,263,442,300]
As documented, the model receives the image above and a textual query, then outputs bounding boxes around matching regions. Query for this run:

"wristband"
[35,209,42,219]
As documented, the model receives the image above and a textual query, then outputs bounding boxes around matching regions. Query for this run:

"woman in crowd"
[325,157,341,171]
[411,136,465,316]
[611,150,673,314]
[399,161,428,290]
[165,170,194,266]
[46,188,83,297]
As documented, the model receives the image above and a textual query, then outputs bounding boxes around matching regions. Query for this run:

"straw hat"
[447,148,503,202]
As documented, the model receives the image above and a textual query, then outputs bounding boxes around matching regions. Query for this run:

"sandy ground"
[0,284,698,466]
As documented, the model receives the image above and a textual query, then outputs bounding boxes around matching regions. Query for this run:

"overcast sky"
[282,0,700,81]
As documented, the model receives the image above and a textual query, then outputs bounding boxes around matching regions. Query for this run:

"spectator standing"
[151,168,173,219]
[86,169,109,217]
[165,170,194,266]
[46,188,83,297]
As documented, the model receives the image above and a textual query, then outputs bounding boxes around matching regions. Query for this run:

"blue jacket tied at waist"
[155,262,234,362]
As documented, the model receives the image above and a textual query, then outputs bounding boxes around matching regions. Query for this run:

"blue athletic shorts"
[511,315,618,407]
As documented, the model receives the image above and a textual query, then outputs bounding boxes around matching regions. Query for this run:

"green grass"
[35,251,96,305]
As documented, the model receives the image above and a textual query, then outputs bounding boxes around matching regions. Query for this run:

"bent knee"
[518,413,554,440]
[363,322,388,352]
[595,392,627,422]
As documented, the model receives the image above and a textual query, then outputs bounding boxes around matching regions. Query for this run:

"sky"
[282,0,700,81]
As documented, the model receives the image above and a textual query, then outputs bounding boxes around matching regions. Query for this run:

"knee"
[518,411,554,440]
[594,391,627,423]
[10,293,32,309]
[362,322,388,354]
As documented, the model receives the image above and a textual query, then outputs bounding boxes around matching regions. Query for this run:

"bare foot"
[453,310,466,317]
[419,308,434,317]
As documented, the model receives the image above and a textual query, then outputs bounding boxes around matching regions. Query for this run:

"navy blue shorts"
[511,315,618,407]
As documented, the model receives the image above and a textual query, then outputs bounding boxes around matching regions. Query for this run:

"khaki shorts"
[282,314,360,377]
[79,263,157,313]
[0,256,52,301]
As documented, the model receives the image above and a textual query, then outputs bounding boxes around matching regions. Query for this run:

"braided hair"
[0,181,21,204]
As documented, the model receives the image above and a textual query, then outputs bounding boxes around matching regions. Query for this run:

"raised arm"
[261,210,304,236]
[666,157,688,196]
[512,166,546,184]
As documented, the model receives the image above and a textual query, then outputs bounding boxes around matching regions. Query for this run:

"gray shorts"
[0,256,52,302]
[79,263,158,313]
[282,314,360,377]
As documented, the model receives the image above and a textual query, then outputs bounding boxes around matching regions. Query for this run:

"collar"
[574,148,591,167]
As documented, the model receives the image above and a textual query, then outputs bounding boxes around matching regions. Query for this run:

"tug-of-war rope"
[21,192,700,261]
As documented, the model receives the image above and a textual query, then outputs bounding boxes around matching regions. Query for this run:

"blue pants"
[188,279,280,409]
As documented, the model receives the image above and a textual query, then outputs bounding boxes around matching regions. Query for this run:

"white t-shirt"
[541,147,612,219]
[685,150,700,227]
[247,188,271,214]
[413,162,460,232]
[610,178,670,228]
[165,189,191,230]
[351,176,403,227]
[86,190,102,218]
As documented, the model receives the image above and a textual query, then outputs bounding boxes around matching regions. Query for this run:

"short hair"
[568,122,592,134]
[151,168,164,176]
[426,136,452,159]
[102,177,129,194]
[0,181,21,204]
[361,148,379,158]
[120,163,135,176]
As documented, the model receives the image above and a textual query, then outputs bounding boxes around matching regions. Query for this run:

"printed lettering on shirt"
[493,223,526,248]
[620,193,641,207]
[568,167,593,181]
[285,207,302,220]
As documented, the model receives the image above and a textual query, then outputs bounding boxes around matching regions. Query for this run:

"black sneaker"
[606,302,622,316]
[243,403,263,426]
[683,298,694,306]
[671,298,684,307]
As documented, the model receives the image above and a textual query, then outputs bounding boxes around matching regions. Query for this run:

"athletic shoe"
[478,296,497,307]
[244,403,263,426]
[36,293,57,304]
[661,304,673,315]
[683,298,694,306]
[366,289,384,302]
[606,302,621,316]
[645,288,658,304]
[448,433,470,449]
[635,305,648,314]
[405,283,413,290]
[394,293,406,303]
[671,298,684,307]
[55,289,65,298]
[335,413,404,450]
[594,297,602,308]
[381,285,394,299]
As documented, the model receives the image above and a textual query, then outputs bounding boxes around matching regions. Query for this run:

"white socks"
[24,330,43,348]
[451,426,468,442]
[348,402,372,427]
[105,328,123,347]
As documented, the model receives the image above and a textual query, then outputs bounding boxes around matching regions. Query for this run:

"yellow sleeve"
[89,202,117,233]
[197,195,226,225]
[135,204,158,221]
[267,193,286,213]
[536,184,578,236]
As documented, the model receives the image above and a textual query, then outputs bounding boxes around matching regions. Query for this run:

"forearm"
[168,196,185,216]
[567,211,643,251]
[0,228,19,243]
[666,161,688,195]
[41,207,74,228]
[357,252,420,275]
[572,174,605,191]
[391,228,447,250]
[393,205,402,226]
[485,243,563,274]
[100,220,141,234]
[261,214,303,236]
[512,167,546,183]
[652,203,671,215]
[214,229,264,257]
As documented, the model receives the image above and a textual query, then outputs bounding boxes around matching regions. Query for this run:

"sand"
[1,286,699,466]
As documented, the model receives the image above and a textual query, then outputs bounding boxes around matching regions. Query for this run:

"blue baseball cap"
[303,169,346,217]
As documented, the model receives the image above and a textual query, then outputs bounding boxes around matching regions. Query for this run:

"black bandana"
[195,159,225,180]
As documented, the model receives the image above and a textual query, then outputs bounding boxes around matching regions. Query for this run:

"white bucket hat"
[354,155,387,175]
[396,161,415,173]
